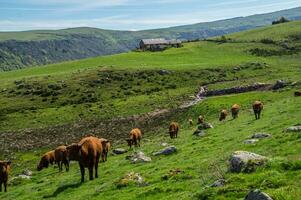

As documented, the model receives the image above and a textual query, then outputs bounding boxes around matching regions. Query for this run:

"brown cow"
[0,161,11,192]
[37,150,55,171]
[67,137,109,182]
[126,128,142,148]
[231,104,240,119]
[99,138,111,162]
[54,146,69,172]
[294,91,301,96]
[219,109,228,121]
[169,122,179,139]
[253,101,263,120]
[197,115,205,124]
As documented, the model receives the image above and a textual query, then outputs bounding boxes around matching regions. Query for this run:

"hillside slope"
[0,21,300,200]
[0,7,301,71]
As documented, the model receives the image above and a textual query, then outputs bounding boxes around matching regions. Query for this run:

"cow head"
[0,161,11,173]
[37,156,49,171]
[126,139,133,148]
[66,143,82,161]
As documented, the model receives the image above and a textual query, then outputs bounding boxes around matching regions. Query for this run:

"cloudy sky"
[0,0,301,31]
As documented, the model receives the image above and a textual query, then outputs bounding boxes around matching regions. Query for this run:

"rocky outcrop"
[153,146,177,156]
[245,189,273,200]
[113,148,128,155]
[244,139,259,144]
[251,133,271,139]
[229,151,267,173]
[285,125,301,133]
[116,172,147,188]
[126,152,151,164]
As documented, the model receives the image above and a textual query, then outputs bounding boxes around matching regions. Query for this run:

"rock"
[244,139,259,144]
[161,142,169,147]
[116,172,147,188]
[286,126,301,132]
[193,129,206,137]
[210,179,226,187]
[158,70,171,75]
[126,152,151,163]
[245,189,273,200]
[229,151,267,173]
[251,133,271,139]
[153,146,177,156]
[273,80,286,90]
[22,169,32,176]
[113,148,128,155]
[200,122,213,129]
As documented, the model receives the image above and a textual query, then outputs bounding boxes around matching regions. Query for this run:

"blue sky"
[0,0,301,31]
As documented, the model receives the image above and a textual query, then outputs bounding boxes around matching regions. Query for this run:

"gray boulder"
[193,129,206,137]
[229,151,267,173]
[126,152,151,164]
[210,179,226,187]
[251,133,271,139]
[273,80,286,90]
[244,139,259,144]
[113,148,128,155]
[153,146,177,156]
[286,126,301,133]
[22,169,32,176]
[245,189,273,200]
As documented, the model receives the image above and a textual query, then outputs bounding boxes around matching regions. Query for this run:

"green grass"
[0,20,301,200]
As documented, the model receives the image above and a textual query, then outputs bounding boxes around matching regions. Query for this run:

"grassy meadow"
[0,21,300,199]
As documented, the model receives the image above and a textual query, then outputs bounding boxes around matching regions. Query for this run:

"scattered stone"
[244,139,259,144]
[199,122,214,129]
[153,146,177,156]
[126,152,151,164]
[161,142,169,147]
[229,151,267,173]
[193,129,206,137]
[273,80,286,90]
[286,126,301,132]
[116,172,147,188]
[251,133,271,139]
[210,179,226,187]
[158,70,171,75]
[22,169,32,176]
[245,189,273,200]
[113,148,128,155]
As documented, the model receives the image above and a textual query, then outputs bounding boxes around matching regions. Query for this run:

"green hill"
[0,21,300,200]
[0,7,301,71]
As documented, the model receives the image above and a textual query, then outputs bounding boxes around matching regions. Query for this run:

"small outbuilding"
[139,38,182,51]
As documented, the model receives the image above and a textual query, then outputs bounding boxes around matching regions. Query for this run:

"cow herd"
[0,100,264,192]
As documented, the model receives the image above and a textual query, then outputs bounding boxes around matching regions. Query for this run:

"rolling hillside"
[0,7,301,71]
[0,21,300,200]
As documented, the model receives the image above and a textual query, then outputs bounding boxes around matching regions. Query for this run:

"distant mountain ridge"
[0,6,301,71]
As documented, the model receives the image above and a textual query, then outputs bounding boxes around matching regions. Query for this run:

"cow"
[219,109,228,121]
[0,161,11,192]
[99,138,111,162]
[188,118,193,126]
[37,150,55,171]
[231,104,240,119]
[169,122,179,139]
[252,101,263,120]
[66,136,109,182]
[197,115,205,124]
[126,128,143,148]
[294,91,301,96]
[54,146,69,172]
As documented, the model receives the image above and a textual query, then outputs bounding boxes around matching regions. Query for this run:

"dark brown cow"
[126,128,143,148]
[67,137,108,182]
[219,109,228,121]
[54,146,69,172]
[294,91,301,96]
[99,138,111,162]
[231,104,240,119]
[169,122,179,139]
[252,101,263,120]
[37,150,55,171]
[0,161,11,192]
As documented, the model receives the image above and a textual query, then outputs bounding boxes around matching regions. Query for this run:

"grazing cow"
[188,118,193,126]
[252,101,263,120]
[67,136,109,182]
[37,150,55,171]
[54,146,69,172]
[126,128,143,148]
[197,115,205,124]
[219,109,228,121]
[99,138,111,162]
[169,122,179,139]
[231,104,240,119]
[0,161,11,192]
[295,91,301,96]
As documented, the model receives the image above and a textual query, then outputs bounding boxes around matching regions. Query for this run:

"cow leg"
[0,182,2,192]
[138,138,141,147]
[66,160,70,172]
[95,159,99,178]
[258,110,261,119]
[4,181,7,192]
[79,163,85,183]
[88,161,94,180]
